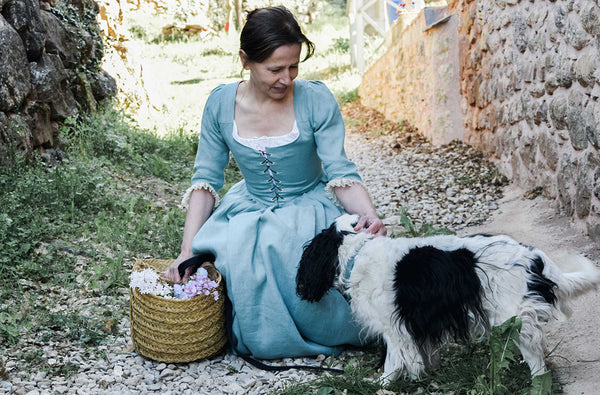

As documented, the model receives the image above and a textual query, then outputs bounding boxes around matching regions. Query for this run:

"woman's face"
[241,43,302,101]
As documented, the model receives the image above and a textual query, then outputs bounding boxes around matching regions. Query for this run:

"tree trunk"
[234,0,243,31]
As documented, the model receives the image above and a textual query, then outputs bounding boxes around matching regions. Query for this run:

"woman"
[164,6,386,359]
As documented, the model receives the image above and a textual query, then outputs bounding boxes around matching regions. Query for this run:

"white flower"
[129,269,171,297]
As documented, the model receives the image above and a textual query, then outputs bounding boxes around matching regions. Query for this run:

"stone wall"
[0,0,116,162]
[359,8,463,144]
[455,0,600,240]
[359,0,600,240]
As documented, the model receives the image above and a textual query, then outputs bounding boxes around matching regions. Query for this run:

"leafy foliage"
[395,208,455,237]
[0,105,242,370]
[280,317,555,394]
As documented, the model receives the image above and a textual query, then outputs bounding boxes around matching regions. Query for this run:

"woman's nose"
[279,70,292,85]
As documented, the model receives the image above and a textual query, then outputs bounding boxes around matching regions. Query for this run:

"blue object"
[189,80,368,358]
[388,0,406,24]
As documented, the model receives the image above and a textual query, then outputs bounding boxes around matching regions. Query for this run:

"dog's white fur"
[298,214,600,384]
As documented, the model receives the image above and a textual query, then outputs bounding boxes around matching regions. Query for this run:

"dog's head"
[296,214,360,302]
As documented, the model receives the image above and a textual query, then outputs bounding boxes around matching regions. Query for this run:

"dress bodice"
[188,79,361,206]
[230,125,324,203]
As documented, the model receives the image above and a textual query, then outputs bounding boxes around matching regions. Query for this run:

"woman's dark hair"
[240,6,315,63]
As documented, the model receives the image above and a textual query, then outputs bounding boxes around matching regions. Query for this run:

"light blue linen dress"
[186,79,365,359]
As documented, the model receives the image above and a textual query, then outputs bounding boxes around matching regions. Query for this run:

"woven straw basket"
[129,258,227,363]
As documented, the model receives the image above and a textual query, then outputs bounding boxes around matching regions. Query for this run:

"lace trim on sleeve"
[180,182,220,209]
[325,178,365,206]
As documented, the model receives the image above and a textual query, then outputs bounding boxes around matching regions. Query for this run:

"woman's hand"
[163,251,195,284]
[333,183,387,236]
[164,188,216,283]
[354,213,387,236]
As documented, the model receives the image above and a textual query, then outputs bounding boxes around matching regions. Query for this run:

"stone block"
[575,152,599,218]
[557,154,576,216]
[580,3,600,36]
[549,93,568,130]
[554,6,567,33]
[557,58,574,88]
[566,14,591,50]
[566,90,589,150]
[518,133,537,169]
[538,130,558,171]
[527,7,548,30]
[529,83,546,98]
[586,100,600,148]
[574,51,597,87]
[533,99,549,125]
[594,163,600,200]
[586,221,600,243]
[513,13,528,53]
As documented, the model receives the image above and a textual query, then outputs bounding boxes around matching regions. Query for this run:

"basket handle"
[177,252,216,279]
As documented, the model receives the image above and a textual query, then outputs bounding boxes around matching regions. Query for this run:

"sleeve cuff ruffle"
[325,178,365,206]
[180,182,220,209]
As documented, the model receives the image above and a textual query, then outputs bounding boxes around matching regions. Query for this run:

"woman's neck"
[234,80,296,138]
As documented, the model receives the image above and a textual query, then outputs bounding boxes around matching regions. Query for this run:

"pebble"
[0,126,505,394]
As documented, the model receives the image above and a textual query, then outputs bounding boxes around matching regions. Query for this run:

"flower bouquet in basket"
[128,255,227,363]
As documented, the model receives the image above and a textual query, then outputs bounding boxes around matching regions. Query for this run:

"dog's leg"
[517,300,551,376]
[380,331,424,386]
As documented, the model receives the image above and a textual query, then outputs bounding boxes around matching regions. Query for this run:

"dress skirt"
[191,179,365,359]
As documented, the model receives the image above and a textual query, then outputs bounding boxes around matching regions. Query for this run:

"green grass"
[0,104,242,372]
[0,1,555,392]
[279,317,555,395]
[391,209,455,237]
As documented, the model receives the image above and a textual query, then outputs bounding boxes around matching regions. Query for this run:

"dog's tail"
[553,253,600,297]
[538,252,600,317]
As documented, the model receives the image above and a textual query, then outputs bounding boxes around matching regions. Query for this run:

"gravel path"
[1,106,507,394]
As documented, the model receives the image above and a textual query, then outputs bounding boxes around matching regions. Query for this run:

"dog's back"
[297,215,600,381]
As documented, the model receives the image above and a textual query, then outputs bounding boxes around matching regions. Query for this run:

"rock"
[29,53,79,120]
[2,0,46,61]
[0,14,31,112]
[40,10,79,68]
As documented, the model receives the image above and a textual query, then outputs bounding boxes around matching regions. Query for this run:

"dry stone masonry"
[360,0,600,241]
[456,0,600,241]
[0,0,116,162]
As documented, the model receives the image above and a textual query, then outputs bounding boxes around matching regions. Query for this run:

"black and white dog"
[296,214,600,383]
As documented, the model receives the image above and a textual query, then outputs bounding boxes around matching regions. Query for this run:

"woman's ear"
[239,49,251,70]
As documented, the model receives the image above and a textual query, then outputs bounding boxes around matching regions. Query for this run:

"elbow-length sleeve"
[307,81,365,201]
[181,85,231,209]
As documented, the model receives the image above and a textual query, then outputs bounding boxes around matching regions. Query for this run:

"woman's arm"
[334,183,386,236]
[164,189,215,283]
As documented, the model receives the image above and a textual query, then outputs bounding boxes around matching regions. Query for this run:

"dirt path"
[459,185,600,394]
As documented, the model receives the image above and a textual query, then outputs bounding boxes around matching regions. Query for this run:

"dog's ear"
[296,223,344,302]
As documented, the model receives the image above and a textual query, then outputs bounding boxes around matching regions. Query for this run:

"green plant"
[82,247,127,295]
[38,312,109,346]
[335,87,359,106]
[280,317,553,394]
[0,313,20,346]
[331,37,350,53]
[395,209,455,237]
[472,317,554,395]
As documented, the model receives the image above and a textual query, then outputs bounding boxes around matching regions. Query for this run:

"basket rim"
[130,286,223,304]
[130,258,223,300]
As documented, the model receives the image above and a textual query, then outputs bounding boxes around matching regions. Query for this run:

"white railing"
[348,0,425,73]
